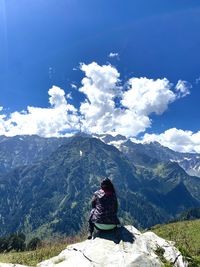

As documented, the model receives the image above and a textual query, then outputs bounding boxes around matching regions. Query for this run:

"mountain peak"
[93,133,127,143]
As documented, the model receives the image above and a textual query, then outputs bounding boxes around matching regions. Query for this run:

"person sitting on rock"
[88,178,120,239]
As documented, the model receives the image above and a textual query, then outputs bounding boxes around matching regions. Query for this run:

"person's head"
[100,178,116,194]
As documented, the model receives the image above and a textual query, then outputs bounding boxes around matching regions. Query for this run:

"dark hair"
[101,178,116,194]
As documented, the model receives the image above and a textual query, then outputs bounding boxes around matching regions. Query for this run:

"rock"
[37,226,187,267]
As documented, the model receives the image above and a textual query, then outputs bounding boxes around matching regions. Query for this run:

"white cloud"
[108,52,119,59]
[175,80,191,98]
[0,62,193,145]
[0,113,7,135]
[140,128,200,153]
[114,110,151,137]
[49,86,68,108]
[195,77,200,84]
[122,77,176,116]
[78,63,189,137]
[79,63,151,137]
[79,62,120,134]
[71,83,77,89]
[66,92,73,100]
[0,86,80,137]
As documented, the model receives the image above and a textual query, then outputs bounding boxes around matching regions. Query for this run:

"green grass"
[154,246,173,266]
[0,242,67,266]
[2,220,200,266]
[0,234,86,266]
[150,219,200,266]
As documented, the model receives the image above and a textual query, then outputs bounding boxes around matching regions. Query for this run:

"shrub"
[27,237,41,251]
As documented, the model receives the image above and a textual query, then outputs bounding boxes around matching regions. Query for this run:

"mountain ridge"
[0,134,200,238]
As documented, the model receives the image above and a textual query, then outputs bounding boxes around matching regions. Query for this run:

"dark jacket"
[90,189,120,224]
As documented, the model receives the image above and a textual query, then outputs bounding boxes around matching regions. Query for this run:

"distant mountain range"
[0,134,200,239]
[94,133,200,177]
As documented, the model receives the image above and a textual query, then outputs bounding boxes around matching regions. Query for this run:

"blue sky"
[0,0,200,152]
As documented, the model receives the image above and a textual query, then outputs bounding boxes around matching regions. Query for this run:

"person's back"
[91,188,119,224]
[88,178,120,239]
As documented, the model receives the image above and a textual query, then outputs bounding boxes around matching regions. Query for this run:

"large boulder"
[37,226,187,267]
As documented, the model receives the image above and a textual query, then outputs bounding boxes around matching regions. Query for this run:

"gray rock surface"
[37,225,187,267]
[0,225,188,267]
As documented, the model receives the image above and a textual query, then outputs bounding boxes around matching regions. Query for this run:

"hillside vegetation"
[1,221,200,266]
[151,219,200,266]
[0,234,86,266]
[1,135,200,238]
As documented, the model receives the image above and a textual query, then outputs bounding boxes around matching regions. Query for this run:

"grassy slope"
[1,220,200,266]
[151,219,200,266]
[0,243,67,266]
[0,234,86,266]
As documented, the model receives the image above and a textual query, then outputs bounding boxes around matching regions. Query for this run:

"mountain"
[97,134,200,201]
[94,134,200,177]
[101,134,200,177]
[0,135,69,173]
[0,134,200,238]
[115,139,200,203]
[176,207,200,221]
[137,141,200,178]
[0,135,165,237]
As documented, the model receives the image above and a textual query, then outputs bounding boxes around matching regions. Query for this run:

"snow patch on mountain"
[107,140,126,150]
